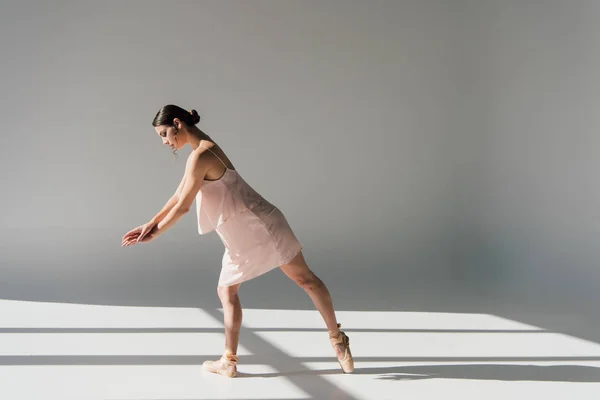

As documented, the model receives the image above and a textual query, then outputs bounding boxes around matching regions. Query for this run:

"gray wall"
[1,1,598,317]
[0,0,461,307]
[459,0,600,315]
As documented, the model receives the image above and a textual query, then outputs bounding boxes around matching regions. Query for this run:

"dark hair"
[152,104,200,127]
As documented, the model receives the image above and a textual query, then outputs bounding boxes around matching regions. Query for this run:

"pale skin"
[121,117,348,361]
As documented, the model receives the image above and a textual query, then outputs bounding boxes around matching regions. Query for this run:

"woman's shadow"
[237,363,600,382]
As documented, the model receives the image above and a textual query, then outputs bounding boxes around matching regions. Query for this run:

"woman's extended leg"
[280,251,354,373]
[280,252,338,331]
[202,283,242,377]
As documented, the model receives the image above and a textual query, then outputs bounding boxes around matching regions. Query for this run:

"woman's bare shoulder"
[186,140,221,168]
[189,140,215,159]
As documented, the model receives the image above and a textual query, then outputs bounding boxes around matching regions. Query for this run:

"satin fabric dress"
[195,144,303,286]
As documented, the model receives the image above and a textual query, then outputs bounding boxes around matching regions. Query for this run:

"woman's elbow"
[174,202,192,214]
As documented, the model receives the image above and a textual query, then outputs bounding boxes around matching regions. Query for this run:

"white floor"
[1,299,599,400]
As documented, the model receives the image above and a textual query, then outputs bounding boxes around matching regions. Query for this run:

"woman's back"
[195,142,266,234]
[193,141,302,287]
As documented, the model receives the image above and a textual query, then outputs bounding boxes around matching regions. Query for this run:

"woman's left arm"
[139,151,209,241]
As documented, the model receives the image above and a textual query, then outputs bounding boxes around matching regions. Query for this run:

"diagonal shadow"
[202,307,360,400]
[2,355,600,366]
[0,327,549,334]
[373,364,600,382]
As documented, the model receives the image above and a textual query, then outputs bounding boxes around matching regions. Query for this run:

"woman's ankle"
[328,322,342,338]
[222,350,239,364]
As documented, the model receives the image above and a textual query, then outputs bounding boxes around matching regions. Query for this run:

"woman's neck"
[189,128,212,149]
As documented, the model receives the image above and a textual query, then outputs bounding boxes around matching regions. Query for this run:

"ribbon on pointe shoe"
[328,323,342,339]
[221,352,239,366]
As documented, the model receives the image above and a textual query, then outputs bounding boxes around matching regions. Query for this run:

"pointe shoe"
[202,352,239,378]
[328,323,354,373]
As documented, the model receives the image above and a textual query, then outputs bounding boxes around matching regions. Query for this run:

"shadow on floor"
[237,363,600,383]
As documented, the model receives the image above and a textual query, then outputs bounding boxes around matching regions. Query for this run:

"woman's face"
[155,122,181,150]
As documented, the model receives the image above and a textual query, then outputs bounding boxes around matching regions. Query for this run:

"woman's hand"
[122,221,159,247]
[137,223,159,243]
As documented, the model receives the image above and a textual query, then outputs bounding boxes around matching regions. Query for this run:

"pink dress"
[195,144,303,286]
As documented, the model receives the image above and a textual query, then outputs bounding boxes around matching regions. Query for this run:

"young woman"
[121,105,354,378]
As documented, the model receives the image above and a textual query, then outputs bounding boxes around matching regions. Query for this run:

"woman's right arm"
[150,174,188,224]
[148,143,216,225]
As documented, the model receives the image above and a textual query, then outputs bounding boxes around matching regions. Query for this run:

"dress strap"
[199,142,229,169]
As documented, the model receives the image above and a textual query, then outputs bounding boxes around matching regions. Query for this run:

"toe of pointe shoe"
[202,354,239,378]
[201,360,213,370]
[202,363,237,378]
[340,358,355,373]
[338,344,355,373]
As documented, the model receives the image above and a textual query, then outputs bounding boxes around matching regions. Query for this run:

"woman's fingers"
[123,238,137,247]
[123,226,144,241]
[124,227,142,237]
[122,232,140,246]
[123,232,138,241]
[122,222,155,246]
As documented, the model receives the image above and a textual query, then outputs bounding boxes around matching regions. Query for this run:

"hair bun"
[190,109,201,125]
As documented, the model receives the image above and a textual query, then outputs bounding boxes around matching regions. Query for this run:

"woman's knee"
[293,272,323,291]
[217,284,240,304]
